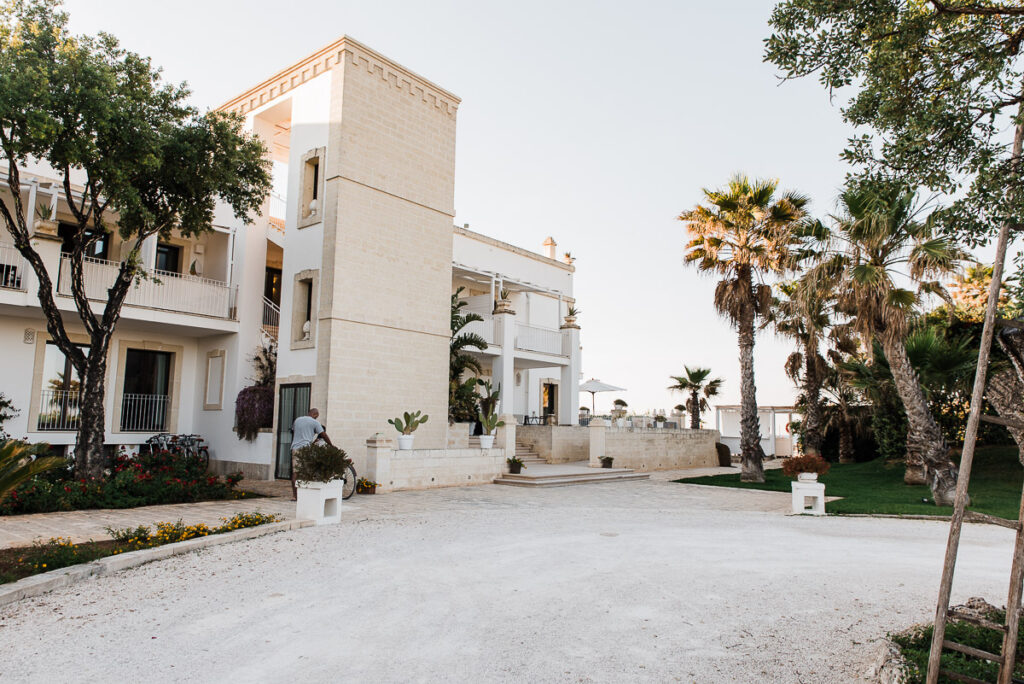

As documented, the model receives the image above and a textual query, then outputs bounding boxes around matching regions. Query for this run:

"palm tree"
[680,174,809,482]
[807,183,967,505]
[772,276,831,458]
[450,287,488,422]
[668,366,723,429]
[1,441,65,502]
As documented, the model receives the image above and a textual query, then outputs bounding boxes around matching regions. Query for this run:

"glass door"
[276,383,310,479]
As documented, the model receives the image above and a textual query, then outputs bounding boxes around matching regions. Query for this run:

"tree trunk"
[801,348,824,458]
[689,390,701,430]
[738,305,764,483]
[837,397,855,464]
[882,336,961,506]
[73,345,111,478]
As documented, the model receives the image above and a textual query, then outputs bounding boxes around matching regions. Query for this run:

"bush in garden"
[235,385,274,442]
[0,446,245,515]
[781,455,831,479]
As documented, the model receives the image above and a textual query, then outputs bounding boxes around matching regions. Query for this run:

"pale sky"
[62,0,1007,416]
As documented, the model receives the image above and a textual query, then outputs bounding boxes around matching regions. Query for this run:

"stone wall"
[588,421,720,471]
[365,437,506,492]
[516,425,590,463]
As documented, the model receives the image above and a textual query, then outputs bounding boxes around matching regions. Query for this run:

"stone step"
[493,469,649,488]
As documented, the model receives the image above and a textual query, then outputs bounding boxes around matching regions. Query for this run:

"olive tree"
[0,0,271,476]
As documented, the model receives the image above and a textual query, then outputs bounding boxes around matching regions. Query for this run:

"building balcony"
[36,389,170,433]
[515,323,565,356]
[58,255,236,320]
[0,243,27,291]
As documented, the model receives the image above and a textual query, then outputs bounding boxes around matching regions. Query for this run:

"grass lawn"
[678,446,1023,518]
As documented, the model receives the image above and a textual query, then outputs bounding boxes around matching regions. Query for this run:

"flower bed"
[0,512,281,584]
[0,447,247,515]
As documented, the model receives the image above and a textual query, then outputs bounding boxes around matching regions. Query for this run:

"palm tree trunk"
[738,306,764,483]
[689,389,700,430]
[837,396,855,464]
[802,348,824,458]
[882,337,960,506]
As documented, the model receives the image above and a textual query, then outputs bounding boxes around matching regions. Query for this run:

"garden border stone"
[0,518,312,608]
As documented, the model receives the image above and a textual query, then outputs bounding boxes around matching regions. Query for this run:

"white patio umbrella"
[578,378,626,412]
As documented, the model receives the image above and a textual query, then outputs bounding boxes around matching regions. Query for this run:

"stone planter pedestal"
[791,480,826,516]
[296,479,343,525]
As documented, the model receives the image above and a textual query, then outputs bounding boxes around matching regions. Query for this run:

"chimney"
[542,236,557,259]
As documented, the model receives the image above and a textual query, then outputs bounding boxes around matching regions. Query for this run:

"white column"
[769,408,777,457]
[559,323,581,425]
[492,308,516,415]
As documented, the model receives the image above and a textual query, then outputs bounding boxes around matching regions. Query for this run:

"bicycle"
[310,436,356,500]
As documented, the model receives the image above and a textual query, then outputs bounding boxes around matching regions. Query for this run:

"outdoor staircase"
[514,441,546,465]
[494,461,650,488]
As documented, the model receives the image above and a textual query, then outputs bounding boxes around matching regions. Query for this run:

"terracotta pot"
[509,462,523,474]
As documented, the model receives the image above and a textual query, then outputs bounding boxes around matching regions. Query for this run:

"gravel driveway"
[0,479,1013,682]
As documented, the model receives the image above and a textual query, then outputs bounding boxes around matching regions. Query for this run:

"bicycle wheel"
[197,447,210,471]
[342,464,356,500]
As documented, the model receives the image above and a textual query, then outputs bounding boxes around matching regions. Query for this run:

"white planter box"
[295,479,343,525]
[479,434,495,449]
[791,481,825,516]
[397,434,415,450]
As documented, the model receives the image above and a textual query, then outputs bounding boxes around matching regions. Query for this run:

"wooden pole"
[926,103,1024,684]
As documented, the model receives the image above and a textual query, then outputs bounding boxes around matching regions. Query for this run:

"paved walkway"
[0,473,1011,682]
[0,464,773,549]
[0,496,296,549]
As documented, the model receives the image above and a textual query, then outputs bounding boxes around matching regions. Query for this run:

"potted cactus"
[388,410,429,450]
[563,305,581,327]
[654,414,667,428]
[478,411,505,449]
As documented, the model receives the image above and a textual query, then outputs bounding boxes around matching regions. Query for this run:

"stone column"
[495,412,516,458]
[559,319,581,425]
[588,417,606,468]
[492,303,516,415]
[365,433,393,493]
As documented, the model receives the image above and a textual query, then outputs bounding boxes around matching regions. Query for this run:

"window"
[58,223,109,260]
[290,269,318,349]
[264,267,282,306]
[298,147,326,228]
[155,243,181,274]
[37,342,88,431]
[121,349,172,432]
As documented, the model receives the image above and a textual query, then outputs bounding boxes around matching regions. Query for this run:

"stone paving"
[0,463,775,549]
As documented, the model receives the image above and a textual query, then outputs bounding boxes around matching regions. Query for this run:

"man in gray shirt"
[290,408,333,499]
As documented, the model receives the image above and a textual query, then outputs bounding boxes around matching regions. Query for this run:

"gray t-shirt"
[291,415,324,451]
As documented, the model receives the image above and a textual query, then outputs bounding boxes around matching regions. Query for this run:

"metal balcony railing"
[37,389,81,431]
[120,393,169,432]
[0,243,27,291]
[515,323,565,356]
[58,255,236,319]
[262,297,280,340]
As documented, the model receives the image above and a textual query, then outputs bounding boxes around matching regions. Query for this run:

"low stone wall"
[208,431,274,480]
[589,422,720,471]
[365,438,506,492]
[516,425,589,463]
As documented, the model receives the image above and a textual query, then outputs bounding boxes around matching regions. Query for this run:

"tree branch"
[930,1,1024,17]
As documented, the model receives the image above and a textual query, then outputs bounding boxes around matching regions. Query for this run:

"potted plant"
[388,410,429,450]
[612,399,627,427]
[479,411,505,449]
[356,477,380,495]
[599,456,614,469]
[564,305,581,327]
[781,455,831,482]
[507,456,526,474]
[654,414,667,428]
[293,443,353,525]
[493,288,515,314]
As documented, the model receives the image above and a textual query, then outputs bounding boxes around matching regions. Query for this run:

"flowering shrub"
[235,385,274,442]
[781,454,831,479]
[0,446,245,515]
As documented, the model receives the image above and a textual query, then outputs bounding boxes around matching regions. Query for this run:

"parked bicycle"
[143,433,210,470]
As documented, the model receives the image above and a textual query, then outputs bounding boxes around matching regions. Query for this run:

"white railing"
[262,297,280,340]
[0,243,27,291]
[120,393,169,432]
[515,323,565,356]
[37,389,81,431]
[58,255,235,319]
[463,313,495,346]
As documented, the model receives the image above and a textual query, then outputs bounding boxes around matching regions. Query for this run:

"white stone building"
[0,36,582,481]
